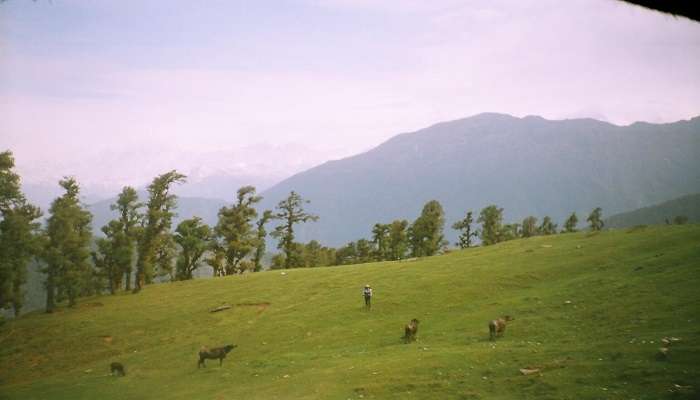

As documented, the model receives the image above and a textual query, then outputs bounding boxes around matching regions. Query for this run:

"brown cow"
[403,319,419,343]
[198,344,237,368]
[489,315,514,340]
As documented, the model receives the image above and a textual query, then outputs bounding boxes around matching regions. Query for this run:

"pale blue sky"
[1,0,699,197]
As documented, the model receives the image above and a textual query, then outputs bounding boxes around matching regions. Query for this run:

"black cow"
[198,344,237,368]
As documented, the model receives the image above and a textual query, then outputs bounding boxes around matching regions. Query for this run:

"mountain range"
[256,113,700,246]
[66,113,700,246]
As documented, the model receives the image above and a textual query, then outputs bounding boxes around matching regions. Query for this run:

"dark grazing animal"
[198,344,237,368]
[489,315,514,340]
[110,362,126,376]
[403,319,419,343]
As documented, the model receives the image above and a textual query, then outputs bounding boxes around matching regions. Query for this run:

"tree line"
[1,147,674,316]
[0,150,321,315]
[284,200,607,268]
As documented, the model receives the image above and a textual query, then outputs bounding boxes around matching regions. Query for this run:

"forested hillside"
[605,193,700,228]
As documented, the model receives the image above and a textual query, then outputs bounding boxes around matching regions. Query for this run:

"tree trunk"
[109,268,115,295]
[45,270,55,313]
[68,286,76,307]
[125,270,131,291]
[12,277,22,317]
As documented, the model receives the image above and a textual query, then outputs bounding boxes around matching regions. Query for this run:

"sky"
[1,0,699,201]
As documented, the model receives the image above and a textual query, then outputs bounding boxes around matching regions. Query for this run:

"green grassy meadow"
[1,225,699,399]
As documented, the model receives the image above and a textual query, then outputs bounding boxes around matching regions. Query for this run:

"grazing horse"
[198,344,237,368]
[489,315,514,340]
[403,319,419,343]
[110,362,126,376]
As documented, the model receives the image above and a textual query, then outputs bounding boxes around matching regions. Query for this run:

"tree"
[371,223,390,260]
[538,216,557,235]
[387,219,409,260]
[0,150,23,210]
[500,222,521,241]
[0,151,42,316]
[271,191,318,269]
[452,211,478,248]
[0,204,41,316]
[43,177,94,311]
[252,210,273,272]
[587,207,604,231]
[319,245,336,267]
[303,240,322,267]
[92,220,130,294]
[409,200,446,257]
[356,239,374,263]
[174,217,212,280]
[270,253,286,270]
[478,205,504,246]
[210,186,262,275]
[111,186,143,290]
[205,245,225,276]
[563,212,578,233]
[673,215,689,225]
[335,241,358,265]
[134,170,186,292]
[521,216,538,238]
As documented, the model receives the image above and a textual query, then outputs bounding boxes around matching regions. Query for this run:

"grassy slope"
[1,225,699,400]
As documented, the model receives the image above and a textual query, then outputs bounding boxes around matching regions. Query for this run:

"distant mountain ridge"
[85,113,700,245]
[257,113,700,246]
[605,193,700,228]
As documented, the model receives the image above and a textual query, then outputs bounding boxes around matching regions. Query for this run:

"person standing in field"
[363,284,373,310]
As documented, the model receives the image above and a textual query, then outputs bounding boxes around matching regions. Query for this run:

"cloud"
[1,0,699,197]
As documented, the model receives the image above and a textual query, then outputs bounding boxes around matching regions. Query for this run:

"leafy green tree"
[43,177,93,311]
[387,219,409,260]
[371,223,390,260]
[0,151,42,316]
[174,217,212,280]
[0,204,41,315]
[0,150,23,210]
[500,222,521,241]
[205,245,226,276]
[252,210,273,272]
[270,253,286,270]
[111,187,142,290]
[673,215,689,225]
[538,216,557,235]
[92,220,131,294]
[356,239,374,263]
[335,241,358,265]
[134,170,186,292]
[478,204,504,246]
[303,240,322,267]
[409,200,446,257]
[319,246,337,267]
[587,207,604,231]
[521,216,538,238]
[563,212,578,233]
[210,186,261,275]
[271,191,319,269]
[452,211,478,248]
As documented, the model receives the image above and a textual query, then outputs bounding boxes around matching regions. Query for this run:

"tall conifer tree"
[134,170,185,292]
[43,177,93,311]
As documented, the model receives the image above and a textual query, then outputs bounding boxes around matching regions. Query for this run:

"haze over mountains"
[258,113,700,245]
[83,113,700,246]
